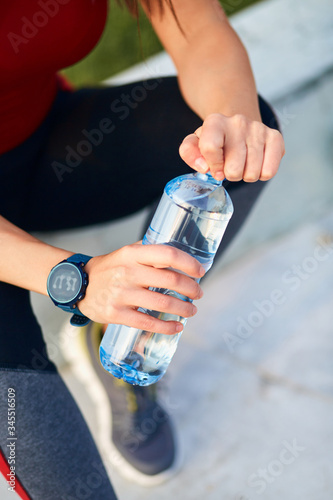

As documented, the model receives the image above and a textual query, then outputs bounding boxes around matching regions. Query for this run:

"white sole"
[59,321,183,487]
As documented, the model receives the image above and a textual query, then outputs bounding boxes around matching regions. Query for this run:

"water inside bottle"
[99,173,233,385]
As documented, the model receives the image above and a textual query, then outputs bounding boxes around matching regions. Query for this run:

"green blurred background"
[63,0,262,86]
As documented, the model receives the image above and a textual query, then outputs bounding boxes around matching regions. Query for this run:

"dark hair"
[118,0,177,20]
[117,0,183,39]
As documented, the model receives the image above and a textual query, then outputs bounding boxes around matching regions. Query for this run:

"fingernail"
[199,265,206,276]
[176,323,183,333]
[192,304,198,315]
[194,157,209,172]
[215,171,225,180]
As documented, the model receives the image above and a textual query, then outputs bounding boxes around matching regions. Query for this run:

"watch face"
[48,263,83,304]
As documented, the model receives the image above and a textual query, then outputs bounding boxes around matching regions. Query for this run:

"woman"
[0,0,285,498]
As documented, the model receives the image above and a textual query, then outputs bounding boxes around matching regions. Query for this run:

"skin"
[145,0,285,182]
[0,0,285,334]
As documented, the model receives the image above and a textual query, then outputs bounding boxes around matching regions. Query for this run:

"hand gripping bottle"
[99,172,234,386]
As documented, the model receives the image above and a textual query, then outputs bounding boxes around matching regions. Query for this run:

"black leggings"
[0,77,279,498]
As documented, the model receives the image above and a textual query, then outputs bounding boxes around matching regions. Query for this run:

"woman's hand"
[79,242,205,334]
[179,113,285,182]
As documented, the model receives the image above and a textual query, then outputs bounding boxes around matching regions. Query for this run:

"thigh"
[0,367,117,500]
[0,282,117,498]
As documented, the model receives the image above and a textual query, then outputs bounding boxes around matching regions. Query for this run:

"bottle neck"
[195,171,224,186]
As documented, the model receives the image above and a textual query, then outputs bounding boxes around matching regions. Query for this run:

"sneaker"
[59,320,181,486]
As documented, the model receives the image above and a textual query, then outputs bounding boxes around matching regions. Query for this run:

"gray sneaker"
[60,321,181,486]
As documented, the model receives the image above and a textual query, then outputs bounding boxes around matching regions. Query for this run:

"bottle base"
[99,346,164,386]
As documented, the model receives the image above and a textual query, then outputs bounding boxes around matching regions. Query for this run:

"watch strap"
[70,313,91,327]
[67,253,92,266]
[68,254,92,327]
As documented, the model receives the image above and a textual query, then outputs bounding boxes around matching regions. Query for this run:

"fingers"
[133,243,206,280]
[103,282,197,335]
[197,114,226,180]
[260,129,285,181]
[81,245,205,332]
[179,133,209,174]
[242,141,264,183]
[126,287,198,320]
[114,308,184,336]
[241,119,266,183]
[133,265,203,301]
[179,113,285,183]
[222,117,248,182]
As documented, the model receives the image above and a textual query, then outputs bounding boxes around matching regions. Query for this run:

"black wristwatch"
[47,253,92,327]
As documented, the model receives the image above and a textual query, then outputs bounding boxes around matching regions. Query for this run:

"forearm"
[146,0,261,123]
[177,21,261,122]
[0,215,73,295]
[144,0,284,182]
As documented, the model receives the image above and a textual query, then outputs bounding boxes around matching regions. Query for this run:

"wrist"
[0,215,75,296]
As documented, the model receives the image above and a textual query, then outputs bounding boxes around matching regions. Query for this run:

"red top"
[0,0,108,154]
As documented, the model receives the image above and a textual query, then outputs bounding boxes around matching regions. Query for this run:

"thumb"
[179,133,209,173]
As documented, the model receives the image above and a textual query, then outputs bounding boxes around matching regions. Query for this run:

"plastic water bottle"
[99,172,234,386]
